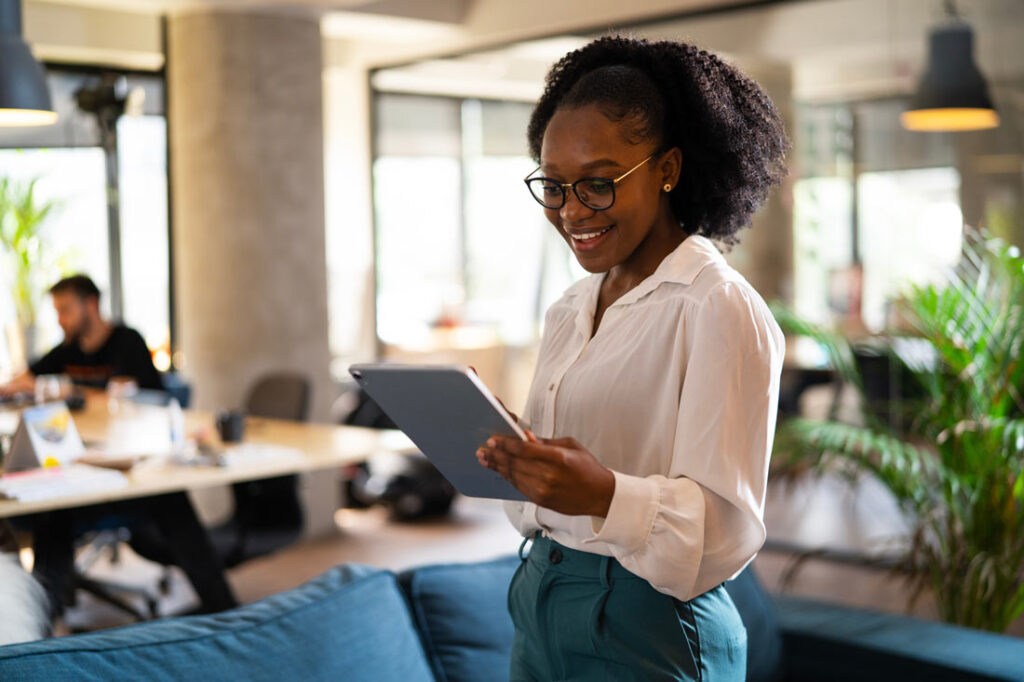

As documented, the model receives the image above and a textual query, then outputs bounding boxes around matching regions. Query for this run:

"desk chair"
[207,373,311,568]
[128,373,312,612]
[336,384,455,520]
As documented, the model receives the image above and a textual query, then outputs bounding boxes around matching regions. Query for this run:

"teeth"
[571,226,612,241]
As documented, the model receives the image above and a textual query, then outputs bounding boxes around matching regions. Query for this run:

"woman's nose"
[560,189,594,222]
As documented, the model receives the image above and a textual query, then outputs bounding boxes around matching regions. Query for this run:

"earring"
[663,183,672,192]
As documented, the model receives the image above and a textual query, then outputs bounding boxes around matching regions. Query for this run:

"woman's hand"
[468,365,520,424]
[493,397,520,426]
[477,433,615,518]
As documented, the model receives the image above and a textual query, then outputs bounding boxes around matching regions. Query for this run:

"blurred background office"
[4,0,1019,413]
[0,0,1021,639]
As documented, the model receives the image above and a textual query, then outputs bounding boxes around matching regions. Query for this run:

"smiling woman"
[474,36,789,681]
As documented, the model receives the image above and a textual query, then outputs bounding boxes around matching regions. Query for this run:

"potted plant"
[0,176,60,365]
[772,230,1024,633]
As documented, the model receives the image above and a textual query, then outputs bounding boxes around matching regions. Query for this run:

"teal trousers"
[508,534,746,681]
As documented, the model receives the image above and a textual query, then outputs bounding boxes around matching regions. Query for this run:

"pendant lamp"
[901,3,999,133]
[0,0,57,126]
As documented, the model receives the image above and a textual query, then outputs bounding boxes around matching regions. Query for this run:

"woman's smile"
[539,104,682,276]
[566,224,616,253]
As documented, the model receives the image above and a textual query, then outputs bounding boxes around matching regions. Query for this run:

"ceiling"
[23,0,1024,104]
[28,0,465,15]
[373,0,1024,103]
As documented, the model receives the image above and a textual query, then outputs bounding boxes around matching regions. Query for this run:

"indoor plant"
[772,230,1024,633]
[0,176,60,362]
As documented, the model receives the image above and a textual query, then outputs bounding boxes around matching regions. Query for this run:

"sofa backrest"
[0,564,436,682]
[776,594,1024,682]
[398,554,785,682]
[398,555,520,682]
[0,554,788,682]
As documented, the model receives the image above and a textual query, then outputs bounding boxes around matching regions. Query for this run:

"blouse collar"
[564,234,725,339]
[567,234,725,309]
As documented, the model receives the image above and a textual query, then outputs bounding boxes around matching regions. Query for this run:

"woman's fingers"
[478,433,613,517]
[478,442,585,509]
[468,366,522,424]
[496,399,521,426]
[477,441,549,483]
[542,436,583,450]
[487,436,565,462]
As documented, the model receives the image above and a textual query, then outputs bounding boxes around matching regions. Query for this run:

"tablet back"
[349,364,527,501]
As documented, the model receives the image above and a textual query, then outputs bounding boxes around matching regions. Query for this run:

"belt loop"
[599,556,611,588]
[518,533,534,562]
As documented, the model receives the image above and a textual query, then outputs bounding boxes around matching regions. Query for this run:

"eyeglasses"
[524,153,657,211]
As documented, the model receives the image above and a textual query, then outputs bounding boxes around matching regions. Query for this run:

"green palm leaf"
[773,229,1024,633]
[0,175,63,332]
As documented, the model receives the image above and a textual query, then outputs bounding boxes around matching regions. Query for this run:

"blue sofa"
[1,555,1021,681]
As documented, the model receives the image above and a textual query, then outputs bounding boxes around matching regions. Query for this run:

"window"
[372,93,582,351]
[0,68,169,375]
[793,97,964,332]
[0,148,110,359]
[116,114,170,357]
[858,167,962,330]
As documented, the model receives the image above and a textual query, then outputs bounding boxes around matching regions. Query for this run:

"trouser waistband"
[521,532,642,581]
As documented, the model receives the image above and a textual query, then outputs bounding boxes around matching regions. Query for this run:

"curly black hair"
[528,35,789,246]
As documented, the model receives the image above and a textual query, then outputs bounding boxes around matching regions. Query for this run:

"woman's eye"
[541,182,562,196]
[584,180,614,194]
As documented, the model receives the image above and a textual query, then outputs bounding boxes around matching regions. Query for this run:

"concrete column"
[167,11,333,422]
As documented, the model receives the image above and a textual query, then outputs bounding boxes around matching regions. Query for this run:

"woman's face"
[538,104,675,274]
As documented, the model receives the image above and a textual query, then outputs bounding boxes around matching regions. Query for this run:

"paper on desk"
[220,443,303,468]
[0,464,128,502]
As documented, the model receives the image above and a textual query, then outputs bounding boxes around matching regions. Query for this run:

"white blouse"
[504,235,785,601]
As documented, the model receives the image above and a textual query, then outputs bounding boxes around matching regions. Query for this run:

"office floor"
[57,495,522,632]
[56,482,1023,637]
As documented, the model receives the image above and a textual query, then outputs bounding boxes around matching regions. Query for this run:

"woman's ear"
[660,147,682,190]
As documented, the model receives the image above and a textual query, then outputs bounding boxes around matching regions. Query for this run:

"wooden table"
[0,395,415,614]
[0,395,414,518]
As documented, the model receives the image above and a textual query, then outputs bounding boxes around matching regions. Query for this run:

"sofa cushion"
[724,567,784,682]
[0,564,435,682]
[398,555,520,682]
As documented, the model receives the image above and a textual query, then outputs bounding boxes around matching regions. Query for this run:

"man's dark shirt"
[29,324,163,390]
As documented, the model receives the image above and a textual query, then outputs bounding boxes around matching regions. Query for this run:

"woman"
[475,36,788,681]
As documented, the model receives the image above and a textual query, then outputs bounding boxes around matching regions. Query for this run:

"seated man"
[1,274,161,395]
[0,277,234,620]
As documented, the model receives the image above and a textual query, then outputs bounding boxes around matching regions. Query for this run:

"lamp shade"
[0,0,57,126]
[901,22,999,132]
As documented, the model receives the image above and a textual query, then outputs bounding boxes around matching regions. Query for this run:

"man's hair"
[49,274,101,301]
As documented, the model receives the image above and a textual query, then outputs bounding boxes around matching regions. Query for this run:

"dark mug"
[216,410,246,443]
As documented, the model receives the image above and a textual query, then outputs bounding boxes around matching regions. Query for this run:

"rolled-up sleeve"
[582,281,784,600]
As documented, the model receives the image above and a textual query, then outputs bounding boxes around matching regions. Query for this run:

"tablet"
[348,364,528,501]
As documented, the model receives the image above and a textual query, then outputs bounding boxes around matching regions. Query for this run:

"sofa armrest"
[773,595,1024,682]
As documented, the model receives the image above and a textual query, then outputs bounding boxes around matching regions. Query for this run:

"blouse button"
[548,383,555,391]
